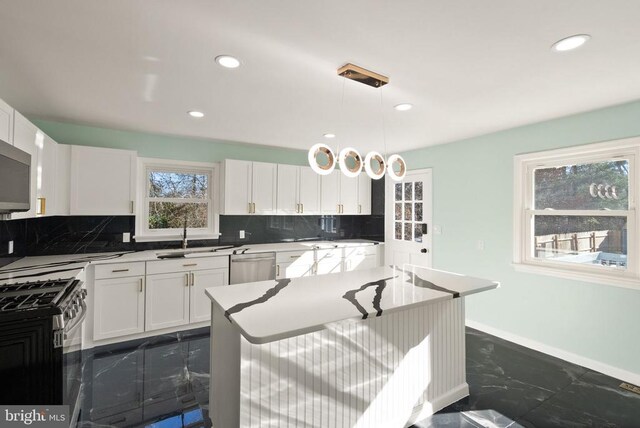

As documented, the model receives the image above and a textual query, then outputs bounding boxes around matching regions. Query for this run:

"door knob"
[421,248,429,253]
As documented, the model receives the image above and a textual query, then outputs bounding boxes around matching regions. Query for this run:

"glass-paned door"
[386,170,432,267]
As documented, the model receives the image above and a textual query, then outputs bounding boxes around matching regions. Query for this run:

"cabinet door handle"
[130,200,135,214]
[276,264,280,276]
[301,203,304,213]
[37,197,46,215]
[185,273,190,287]
[337,204,340,213]
[183,263,198,267]
[358,204,362,214]
[139,278,143,293]
[191,272,195,287]
[248,202,252,214]
[112,268,129,273]
[253,202,256,213]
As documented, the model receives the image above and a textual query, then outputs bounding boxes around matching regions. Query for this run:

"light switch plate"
[8,240,13,254]
[434,225,442,235]
[477,240,485,250]
[239,230,245,239]
[123,232,131,243]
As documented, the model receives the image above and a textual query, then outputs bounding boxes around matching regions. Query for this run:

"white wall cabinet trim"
[0,97,14,144]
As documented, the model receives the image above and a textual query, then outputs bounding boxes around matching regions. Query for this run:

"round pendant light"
[387,154,406,181]
[364,151,386,180]
[308,143,336,175]
[338,147,363,178]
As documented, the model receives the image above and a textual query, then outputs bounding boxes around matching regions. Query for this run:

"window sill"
[135,233,221,243]
[512,262,640,290]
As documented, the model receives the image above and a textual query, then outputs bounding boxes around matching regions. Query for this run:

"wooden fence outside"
[535,230,624,256]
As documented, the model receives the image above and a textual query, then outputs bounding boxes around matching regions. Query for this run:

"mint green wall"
[402,99,640,376]
[32,119,308,165]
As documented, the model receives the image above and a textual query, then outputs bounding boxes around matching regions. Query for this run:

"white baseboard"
[466,319,640,386]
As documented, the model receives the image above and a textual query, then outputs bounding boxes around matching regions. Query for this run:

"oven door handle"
[64,300,87,337]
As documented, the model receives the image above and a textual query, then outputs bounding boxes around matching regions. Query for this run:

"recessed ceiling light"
[323,133,336,139]
[394,103,413,111]
[215,55,241,68]
[188,111,205,118]
[551,34,591,52]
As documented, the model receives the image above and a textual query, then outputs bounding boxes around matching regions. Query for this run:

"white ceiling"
[1,1,639,152]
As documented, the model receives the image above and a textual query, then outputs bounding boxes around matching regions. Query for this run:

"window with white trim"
[513,138,640,287]
[136,158,219,241]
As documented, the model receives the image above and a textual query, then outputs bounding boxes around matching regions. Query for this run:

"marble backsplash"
[0,214,384,267]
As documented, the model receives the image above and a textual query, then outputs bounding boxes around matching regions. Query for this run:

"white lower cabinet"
[145,272,191,331]
[344,245,379,272]
[190,268,228,323]
[94,275,145,341]
[316,249,344,275]
[145,267,229,332]
[276,250,315,279]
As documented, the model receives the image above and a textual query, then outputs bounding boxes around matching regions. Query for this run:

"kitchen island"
[205,265,498,428]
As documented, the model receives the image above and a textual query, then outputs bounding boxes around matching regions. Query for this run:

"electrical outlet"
[477,240,485,250]
[239,230,245,239]
[122,232,131,243]
[8,240,13,254]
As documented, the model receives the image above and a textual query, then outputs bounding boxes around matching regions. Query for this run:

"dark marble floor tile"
[518,370,640,428]
[454,328,588,419]
[80,329,211,427]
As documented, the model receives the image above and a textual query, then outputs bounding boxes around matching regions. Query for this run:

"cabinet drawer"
[276,250,315,264]
[146,256,228,275]
[316,249,343,261]
[94,262,146,279]
[343,245,377,258]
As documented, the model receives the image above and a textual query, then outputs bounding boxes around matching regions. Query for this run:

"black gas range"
[0,277,86,424]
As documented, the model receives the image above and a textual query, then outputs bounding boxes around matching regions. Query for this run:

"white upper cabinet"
[320,173,340,214]
[276,165,320,215]
[222,159,252,214]
[276,164,298,215]
[55,144,71,215]
[12,112,60,218]
[320,173,362,215]
[221,159,276,215]
[340,175,359,214]
[70,146,137,215]
[220,159,367,216]
[298,166,320,215]
[252,161,277,215]
[358,174,372,215]
[0,97,14,144]
[36,134,58,217]
[11,112,38,219]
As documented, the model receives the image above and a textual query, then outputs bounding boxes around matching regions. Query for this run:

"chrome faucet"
[181,216,188,249]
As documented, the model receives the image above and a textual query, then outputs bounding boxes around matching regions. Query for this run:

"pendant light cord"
[379,86,388,159]
[337,76,346,156]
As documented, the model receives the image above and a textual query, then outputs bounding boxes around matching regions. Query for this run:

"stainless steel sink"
[155,246,236,259]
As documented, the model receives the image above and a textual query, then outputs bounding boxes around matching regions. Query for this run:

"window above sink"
[135,157,220,242]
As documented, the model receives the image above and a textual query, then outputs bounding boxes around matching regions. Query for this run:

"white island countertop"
[206,266,499,344]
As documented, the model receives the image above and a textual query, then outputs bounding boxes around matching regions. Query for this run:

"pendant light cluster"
[308,144,405,181]
[308,63,407,182]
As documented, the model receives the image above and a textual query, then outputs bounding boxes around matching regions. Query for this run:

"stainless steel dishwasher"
[230,252,277,284]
